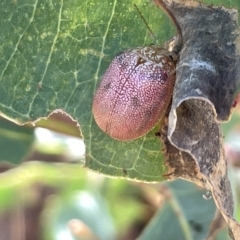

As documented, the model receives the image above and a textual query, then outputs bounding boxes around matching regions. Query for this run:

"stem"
[161,185,193,240]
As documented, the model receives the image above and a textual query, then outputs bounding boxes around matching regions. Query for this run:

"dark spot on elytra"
[103,83,111,90]
[148,72,168,82]
[131,96,141,107]
[145,110,153,118]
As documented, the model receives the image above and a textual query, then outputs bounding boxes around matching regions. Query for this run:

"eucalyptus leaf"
[138,180,216,240]
[0,0,176,180]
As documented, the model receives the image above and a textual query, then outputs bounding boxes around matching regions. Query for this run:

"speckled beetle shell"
[92,45,176,141]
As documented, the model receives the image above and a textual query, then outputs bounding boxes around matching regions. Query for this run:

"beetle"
[92,45,176,141]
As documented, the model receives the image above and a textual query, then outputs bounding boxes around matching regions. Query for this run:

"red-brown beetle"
[92,45,176,141]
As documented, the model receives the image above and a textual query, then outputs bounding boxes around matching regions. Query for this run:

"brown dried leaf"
[157,0,240,239]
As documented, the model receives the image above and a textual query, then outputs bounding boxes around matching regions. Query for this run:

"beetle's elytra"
[92,45,176,141]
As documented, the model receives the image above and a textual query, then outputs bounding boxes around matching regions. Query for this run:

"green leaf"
[0,0,175,180]
[0,118,34,164]
[102,178,146,231]
[0,0,239,181]
[138,179,217,240]
[215,229,231,240]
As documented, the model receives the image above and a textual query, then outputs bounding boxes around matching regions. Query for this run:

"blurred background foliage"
[1,102,240,239]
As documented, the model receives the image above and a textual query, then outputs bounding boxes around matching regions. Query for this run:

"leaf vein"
[0,0,38,81]
[89,0,117,154]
